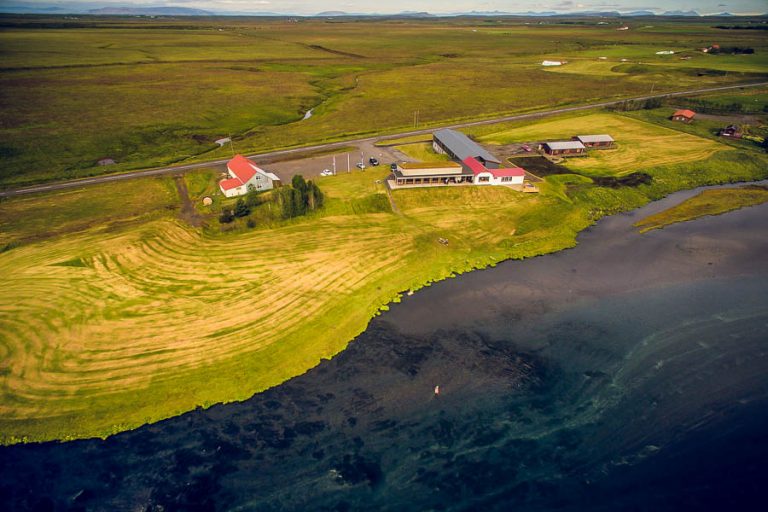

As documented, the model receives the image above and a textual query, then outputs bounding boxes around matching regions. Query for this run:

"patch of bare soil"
[174,175,206,228]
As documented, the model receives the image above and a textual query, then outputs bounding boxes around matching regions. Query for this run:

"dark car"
[369,157,379,166]
[390,163,398,171]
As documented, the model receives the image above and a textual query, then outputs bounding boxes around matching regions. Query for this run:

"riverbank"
[1,185,766,511]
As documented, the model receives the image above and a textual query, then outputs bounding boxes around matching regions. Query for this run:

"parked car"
[320,169,333,176]
[356,162,366,170]
[390,163,398,171]
[369,157,379,166]
[521,144,532,152]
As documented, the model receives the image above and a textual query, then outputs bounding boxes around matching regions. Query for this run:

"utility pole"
[650,82,656,94]
[333,155,337,175]
[347,153,350,173]
[360,151,364,170]
[229,135,235,158]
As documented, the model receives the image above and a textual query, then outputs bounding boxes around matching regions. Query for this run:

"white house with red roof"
[462,157,525,186]
[219,154,281,198]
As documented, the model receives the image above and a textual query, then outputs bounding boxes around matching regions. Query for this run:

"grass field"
[477,112,724,176]
[1,16,766,187]
[634,185,768,232]
[2,104,768,443]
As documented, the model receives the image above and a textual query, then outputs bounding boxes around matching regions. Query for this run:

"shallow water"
[1,189,767,511]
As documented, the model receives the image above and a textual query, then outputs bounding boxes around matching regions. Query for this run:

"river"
[1,185,767,511]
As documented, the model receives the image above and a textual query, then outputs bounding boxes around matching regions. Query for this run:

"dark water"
[2,187,768,512]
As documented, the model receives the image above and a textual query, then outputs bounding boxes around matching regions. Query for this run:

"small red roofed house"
[463,157,525,186]
[671,109,696,123]
[219,154,281,198]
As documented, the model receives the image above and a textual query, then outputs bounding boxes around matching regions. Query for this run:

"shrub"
[234,198,250,218]
[219,210,234,224]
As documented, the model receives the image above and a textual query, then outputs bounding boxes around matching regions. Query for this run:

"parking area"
[260,141,403,181]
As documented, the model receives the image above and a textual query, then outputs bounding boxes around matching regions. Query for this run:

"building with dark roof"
[433,129,502,169]
[718,125,742,139]
[542,140,586,156]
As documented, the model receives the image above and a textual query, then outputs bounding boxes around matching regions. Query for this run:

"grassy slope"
[1,18,766,187]
[634,185,768,232]
[2,108,768,443]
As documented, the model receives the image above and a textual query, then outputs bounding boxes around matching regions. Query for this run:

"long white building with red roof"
[219,154,281,198]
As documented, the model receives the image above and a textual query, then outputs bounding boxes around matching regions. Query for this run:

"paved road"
[2,81,766,198]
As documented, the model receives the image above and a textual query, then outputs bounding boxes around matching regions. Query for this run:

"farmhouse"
[542,140,586,156]
[671,109,696,123]
[574,134,615,148]
[219,154,281,198]
[433,129,501,169]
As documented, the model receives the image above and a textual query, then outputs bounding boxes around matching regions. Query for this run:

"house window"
[479,176,490,182]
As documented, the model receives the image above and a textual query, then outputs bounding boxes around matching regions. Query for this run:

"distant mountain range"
[87,7,213,16]
[0,3,764,18]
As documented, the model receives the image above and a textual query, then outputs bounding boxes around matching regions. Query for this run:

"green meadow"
[1,15,767,187]
[635,185,768,232]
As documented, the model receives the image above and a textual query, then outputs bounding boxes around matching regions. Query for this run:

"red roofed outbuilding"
[671,109,696,123]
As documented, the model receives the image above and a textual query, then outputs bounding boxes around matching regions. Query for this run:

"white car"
[320,169,333,176]
[356,163,366,170]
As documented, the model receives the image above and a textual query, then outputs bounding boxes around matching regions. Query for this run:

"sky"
[9,0,768,15]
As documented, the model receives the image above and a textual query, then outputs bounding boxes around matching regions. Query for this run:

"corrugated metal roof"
[434,129,501,164]
[576,134,614,143]
[399,161,462,170]
[545,141,586,150]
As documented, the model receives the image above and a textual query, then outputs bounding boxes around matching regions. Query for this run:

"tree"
[292,188,306,216]
[234,198,250,218]
[292,174,307,194]
[307,180,324,210]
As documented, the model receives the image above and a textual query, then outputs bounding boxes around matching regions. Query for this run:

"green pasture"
[1,16,766,188]
[635,185,768,232]
[477,112,725,176]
